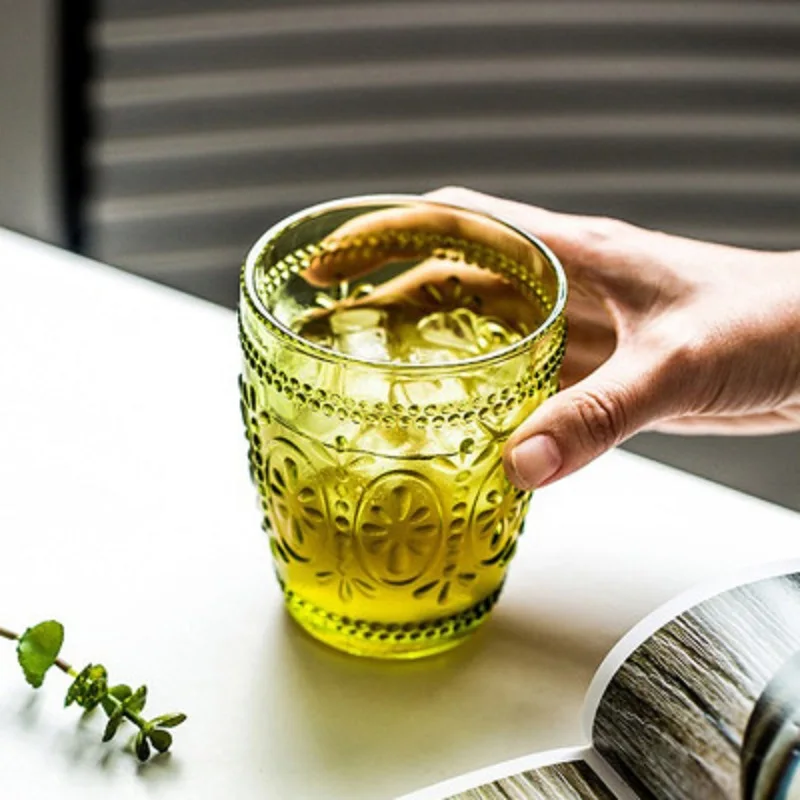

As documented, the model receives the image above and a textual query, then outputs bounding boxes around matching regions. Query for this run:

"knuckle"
[648,327,707,393]
[658,333,725,414]
[580,215,633,250]
[663,336,701,376]
[568,386,629,451]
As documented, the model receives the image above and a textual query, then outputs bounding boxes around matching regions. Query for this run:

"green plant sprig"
[1,621,185,761]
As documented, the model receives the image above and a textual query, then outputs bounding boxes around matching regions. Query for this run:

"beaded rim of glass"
[241,194,568,374]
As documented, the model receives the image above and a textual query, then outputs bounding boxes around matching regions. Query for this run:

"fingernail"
[510,435,562,489]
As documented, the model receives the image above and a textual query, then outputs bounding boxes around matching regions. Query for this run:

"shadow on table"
[2,685,182,784]
[250,602,601,798]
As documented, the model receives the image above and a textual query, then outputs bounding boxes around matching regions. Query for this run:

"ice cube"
[330,308,391,362]
[404,346,459,365]
[390,375,470,409]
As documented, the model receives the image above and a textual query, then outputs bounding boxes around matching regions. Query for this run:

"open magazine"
[401,560,800,800]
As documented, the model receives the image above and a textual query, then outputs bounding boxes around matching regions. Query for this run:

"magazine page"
[583,559,800,800]
[398,747,626,800]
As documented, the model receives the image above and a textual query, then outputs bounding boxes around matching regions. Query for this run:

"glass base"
[284,586,503,660]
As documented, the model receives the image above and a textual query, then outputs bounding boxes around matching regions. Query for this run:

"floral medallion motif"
[354,472,444,587]
[314,529,377,604]
[469,462,529,567]
[263,438,327,564]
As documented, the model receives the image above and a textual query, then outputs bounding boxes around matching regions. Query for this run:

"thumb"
[503,347,669,489]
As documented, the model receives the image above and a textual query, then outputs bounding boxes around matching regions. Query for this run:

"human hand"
[304,188,800,490]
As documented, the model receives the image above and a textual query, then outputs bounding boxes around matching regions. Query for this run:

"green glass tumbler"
[239,195,567,659]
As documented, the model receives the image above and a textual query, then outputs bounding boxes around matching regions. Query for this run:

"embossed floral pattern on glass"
[239,196,567,659]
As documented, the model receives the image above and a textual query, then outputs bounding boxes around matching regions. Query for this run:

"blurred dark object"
[59,0,93,252]
[742,649,800,800]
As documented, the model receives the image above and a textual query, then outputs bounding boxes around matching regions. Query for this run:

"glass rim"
[242,193,568,372]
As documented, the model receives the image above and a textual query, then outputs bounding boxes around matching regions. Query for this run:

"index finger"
[301,197,545,288]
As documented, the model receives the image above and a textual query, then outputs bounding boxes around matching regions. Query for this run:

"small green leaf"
[109,684,132,701]
[125,685,147,715]
[65,664,108,711]
[102,709,124,742]
[148,729,172,753]
[152,713,187,729]
[101,683,133,715]
[135,730,151,761]
[16,621,64,688]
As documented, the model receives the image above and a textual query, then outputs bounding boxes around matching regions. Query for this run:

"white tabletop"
[0,229,797,799]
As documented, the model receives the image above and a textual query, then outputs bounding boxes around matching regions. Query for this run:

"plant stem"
[124,708,147,730]
[104,692,147,731]
[0,625,75,675]
[54,657,75,675]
